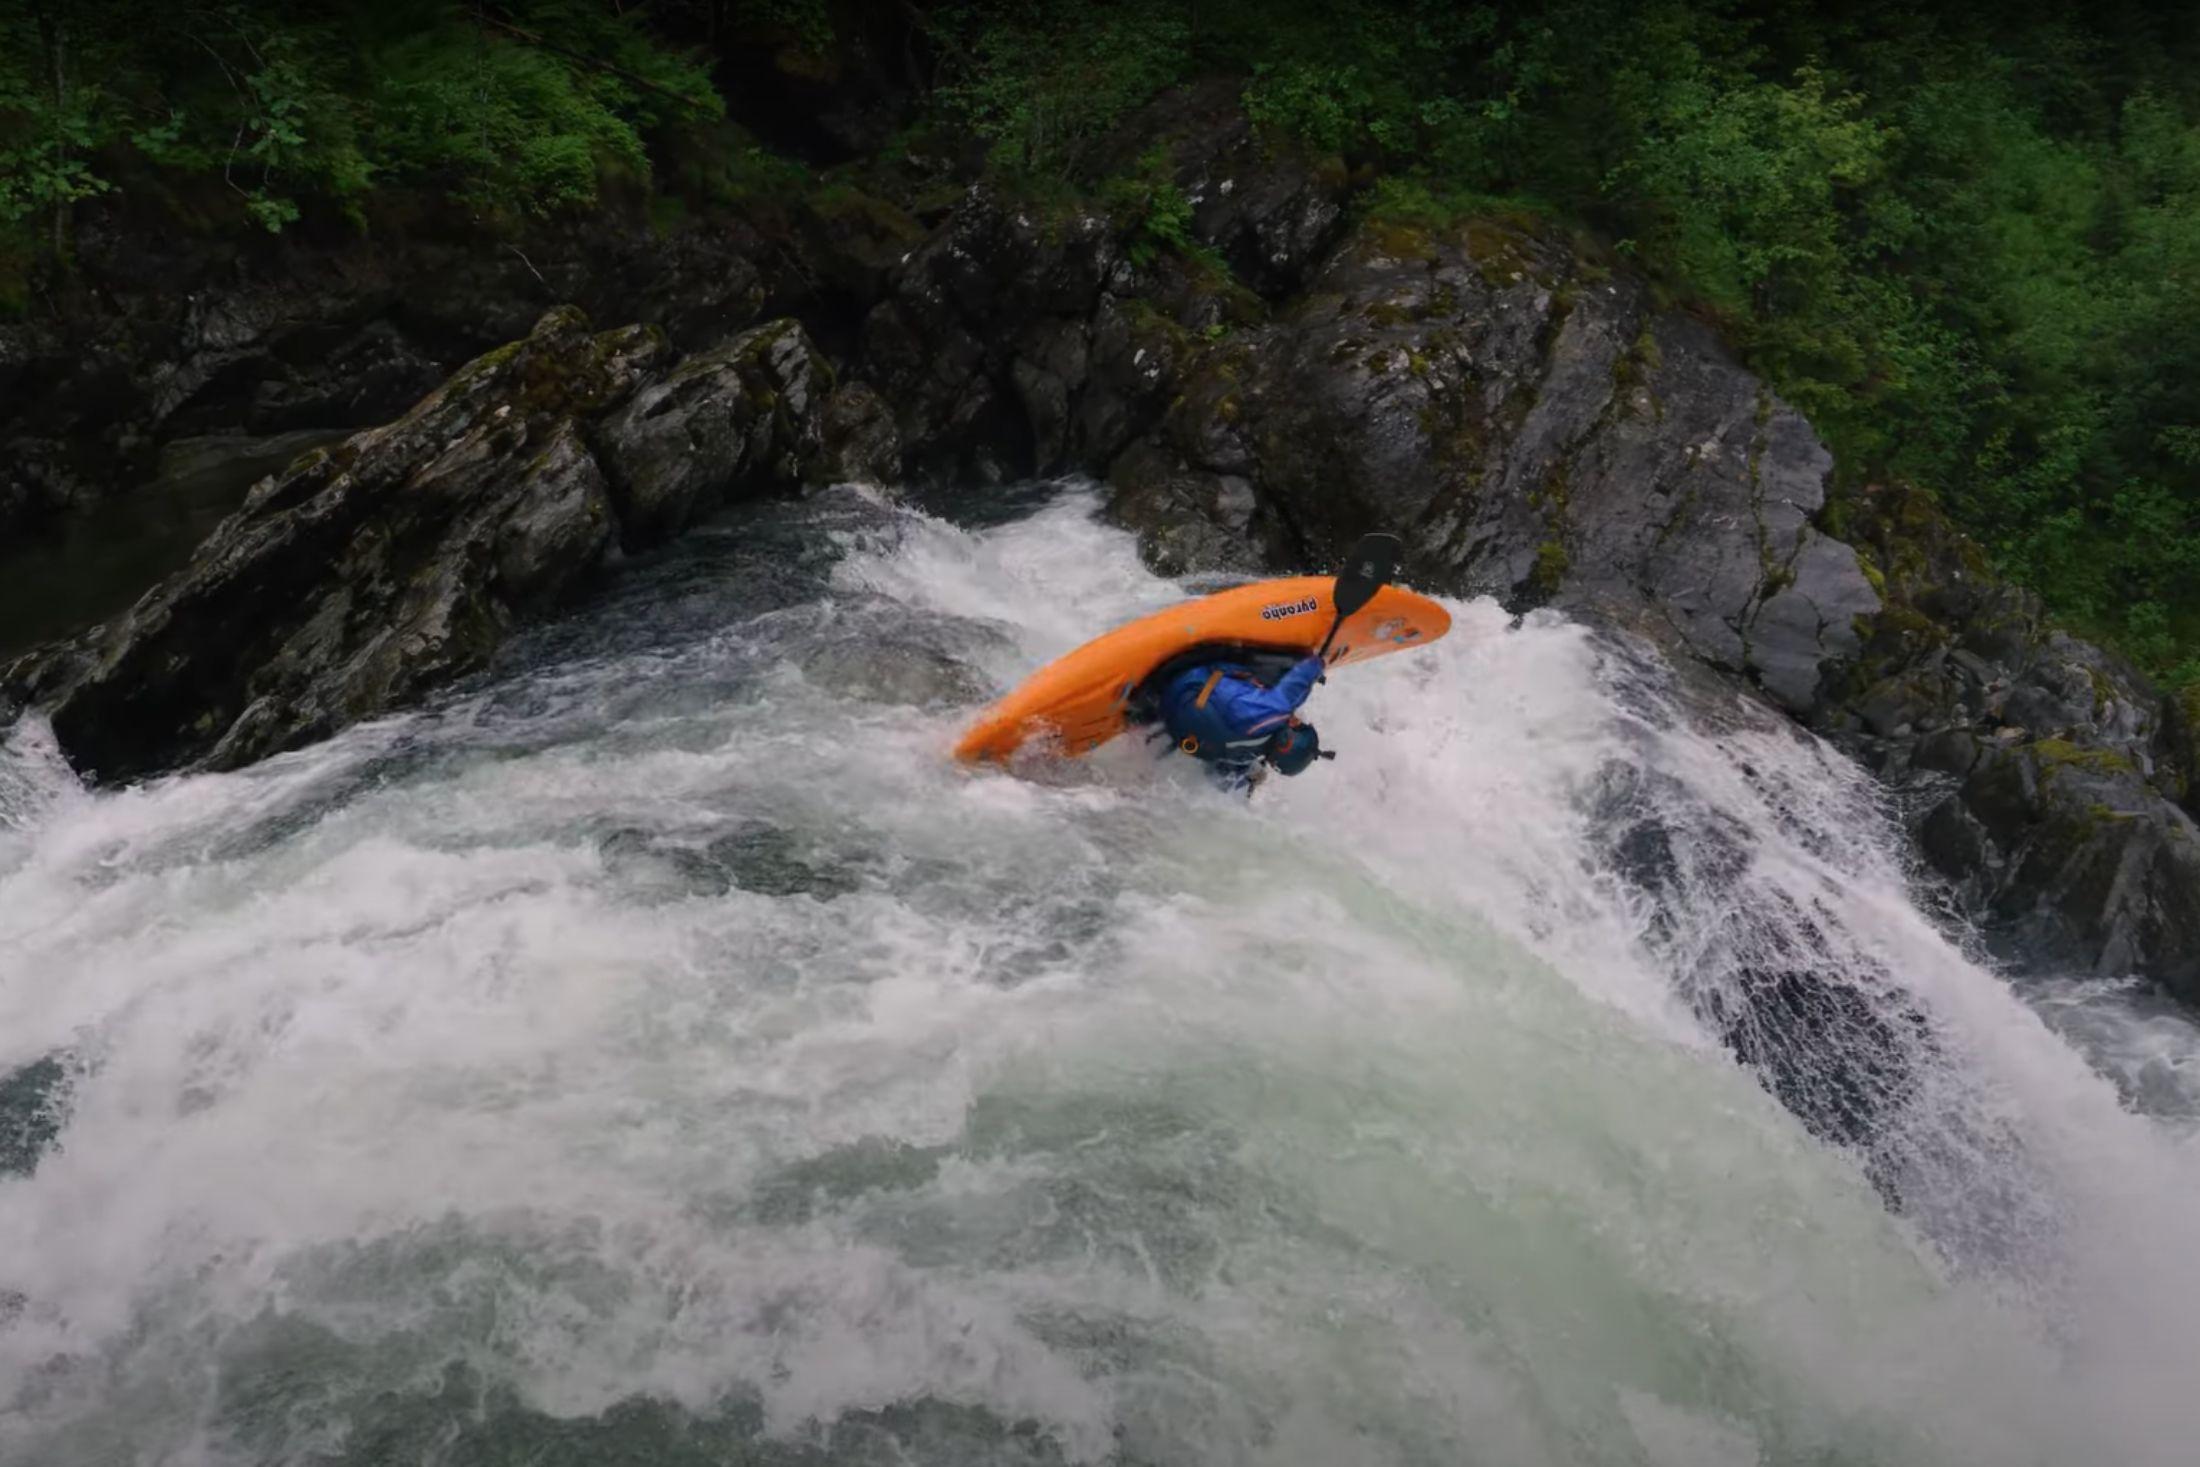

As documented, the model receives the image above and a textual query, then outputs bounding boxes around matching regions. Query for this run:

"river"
[3,483,2198,1465]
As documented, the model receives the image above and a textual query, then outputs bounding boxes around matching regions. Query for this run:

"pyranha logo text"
[1259,597,1319,621]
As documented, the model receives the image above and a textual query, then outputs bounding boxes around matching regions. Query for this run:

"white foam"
[3,487,2198,1466]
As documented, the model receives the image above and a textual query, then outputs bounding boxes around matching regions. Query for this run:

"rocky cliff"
[4,307,893,781]
[4,89,2194,1006]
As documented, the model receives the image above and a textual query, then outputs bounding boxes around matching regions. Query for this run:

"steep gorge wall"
[4,88,2196,1004]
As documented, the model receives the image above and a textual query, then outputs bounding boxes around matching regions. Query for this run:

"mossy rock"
[2170,686,2200,806]
[1528,538,1570,599]
[1455,218,1536,282]
[1116,297,1199,354]
[2029,737,2138,779]
[1856,554,1887,598]
[809,183,925,241]
[1361,218,1438,263]
[1861,601,1945,644]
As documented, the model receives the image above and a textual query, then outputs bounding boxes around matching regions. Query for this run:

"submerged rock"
[705,823,866,901]
[796,628,990,708]
[1,1053,70,1178]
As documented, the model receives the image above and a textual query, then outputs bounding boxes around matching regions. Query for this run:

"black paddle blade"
[1332,532,1403,619]
[1315,531,1404,661]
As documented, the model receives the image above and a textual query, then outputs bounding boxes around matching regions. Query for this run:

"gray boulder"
[596,318,830,547]
[5,307,839,783]
[812,381,904,485]
[1100,216,1881,717]
[1827,482,2200,1002]
[859,186,1120,483]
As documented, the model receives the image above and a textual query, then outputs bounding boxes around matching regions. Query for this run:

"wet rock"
[1920,794,1994,877]
[1748,533,1880,712]
[858,186,1118,483]
[595,318,824,547]
[1922,738,2200,999]
[235,319,449,435]
[1912,727,1984,777]
[813,381,903,485]
[1009,318,1090,473]
[1075,292,1198,466]
[1700,964,1930,1160]
[2162,685,2200,818]
[1584,754,1942,1210]
[790,186,931,312]
[148,287,437,438]
[4,308,840,782]
[1822,481,2200,1001]
[0,198,829,551]
[1105,441,1269,576]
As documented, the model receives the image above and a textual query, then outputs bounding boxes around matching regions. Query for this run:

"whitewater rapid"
[3,484,2198,1466]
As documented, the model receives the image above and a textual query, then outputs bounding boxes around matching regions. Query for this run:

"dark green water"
[0,429,343,658]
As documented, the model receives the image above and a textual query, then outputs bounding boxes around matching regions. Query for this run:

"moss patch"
[1857,554,1887,598]
[2031,737,2138,778]
[1530,537,1570,597]
[1363,218,1438,263]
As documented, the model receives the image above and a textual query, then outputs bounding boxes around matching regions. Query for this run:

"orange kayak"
[954,575,1452,763]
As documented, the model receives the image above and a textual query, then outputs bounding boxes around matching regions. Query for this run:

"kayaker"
[1157,654,1328,788]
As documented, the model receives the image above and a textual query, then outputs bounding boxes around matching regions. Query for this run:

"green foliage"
[928,0,1189,181]
[1242,61,1378,155]
[1098,144,1196,269]
[0,7,112,238]
[1217,2,1500,166]
[1359,175,1540,231]
[0,0,721,241]
[979,0,2200,677]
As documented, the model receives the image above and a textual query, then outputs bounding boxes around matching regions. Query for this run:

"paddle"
[1315,532,1403,661]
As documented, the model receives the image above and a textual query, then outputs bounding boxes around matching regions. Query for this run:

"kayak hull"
[953,576,1452,763]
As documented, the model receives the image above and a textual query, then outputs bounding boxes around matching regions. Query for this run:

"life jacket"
[1160,664,1283,767]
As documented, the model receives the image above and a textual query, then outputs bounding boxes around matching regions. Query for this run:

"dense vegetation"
[0,0,721,246]
[6,1,2199,677]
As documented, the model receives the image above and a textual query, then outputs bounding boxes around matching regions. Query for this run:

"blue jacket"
[1160,656,1324,763]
